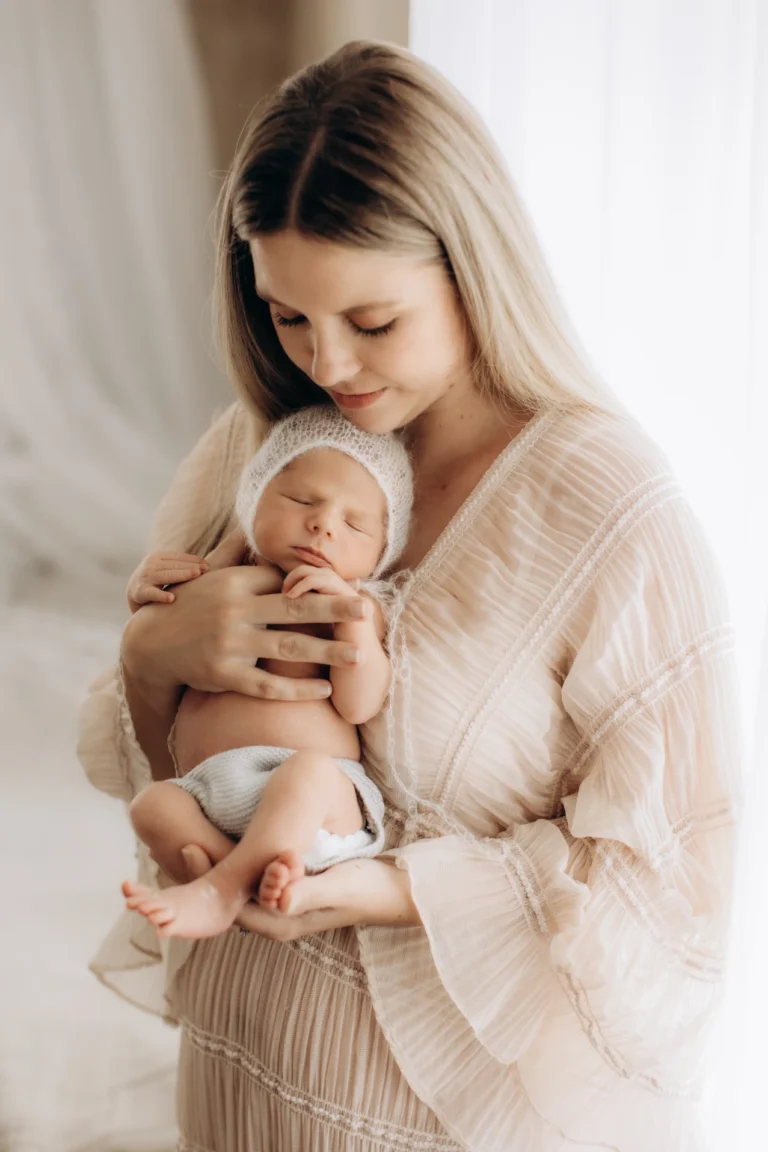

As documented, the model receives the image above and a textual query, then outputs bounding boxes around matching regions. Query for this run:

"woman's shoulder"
[536,404,676,503]
[148,399,267,553]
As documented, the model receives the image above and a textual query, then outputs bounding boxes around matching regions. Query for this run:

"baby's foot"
[121,874,247,939]
[258,850,306,912]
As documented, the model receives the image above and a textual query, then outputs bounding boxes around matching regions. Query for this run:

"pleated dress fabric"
[78,400,741,1152]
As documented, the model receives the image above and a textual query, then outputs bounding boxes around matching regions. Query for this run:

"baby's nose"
[308,509,334,536]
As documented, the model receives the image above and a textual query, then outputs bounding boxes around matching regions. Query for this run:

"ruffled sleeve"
[357,491,741,1151]
[76,399,255,1019]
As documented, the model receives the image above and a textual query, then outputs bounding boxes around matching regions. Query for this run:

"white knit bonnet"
[235,405,413,578]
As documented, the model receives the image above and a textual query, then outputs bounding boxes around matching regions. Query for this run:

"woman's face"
[249,230,473,433]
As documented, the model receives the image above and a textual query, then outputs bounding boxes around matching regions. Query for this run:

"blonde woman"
[79,41,740,1152]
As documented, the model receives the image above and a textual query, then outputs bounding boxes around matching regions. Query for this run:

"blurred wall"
[187,0,409,171]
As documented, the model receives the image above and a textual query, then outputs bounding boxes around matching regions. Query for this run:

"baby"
[122,405,413,940]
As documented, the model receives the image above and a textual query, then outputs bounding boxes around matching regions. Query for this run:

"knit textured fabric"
[234,405,413,577]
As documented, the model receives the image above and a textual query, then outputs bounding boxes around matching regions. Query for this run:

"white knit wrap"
[235,406,413,578]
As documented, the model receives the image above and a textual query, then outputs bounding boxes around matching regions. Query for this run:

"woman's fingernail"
[351,601,369,619]
[344,647,361,664]
[319,683,332,697]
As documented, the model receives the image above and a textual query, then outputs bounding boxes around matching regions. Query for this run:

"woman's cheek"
[275,327,310,371]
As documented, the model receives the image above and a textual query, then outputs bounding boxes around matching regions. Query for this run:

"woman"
[79,40,740,1152]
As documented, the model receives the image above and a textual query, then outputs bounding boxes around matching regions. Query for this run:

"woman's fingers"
[124,565,372,696]
[250,627,362,668]
[247,587,370,626]
[228,667,333,701]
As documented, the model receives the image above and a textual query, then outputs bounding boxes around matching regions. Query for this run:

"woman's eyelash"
[273,314,395,338]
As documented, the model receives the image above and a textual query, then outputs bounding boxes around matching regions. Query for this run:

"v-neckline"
[391,407,557,603]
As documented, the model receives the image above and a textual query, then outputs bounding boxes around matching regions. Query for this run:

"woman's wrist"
[120,613,183,782]
[121,607,180,694]
[353,858,421,928]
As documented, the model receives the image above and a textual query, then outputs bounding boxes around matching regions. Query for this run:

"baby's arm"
[126,551,209,614]
[282,566,390,725]
[126,528,274,614]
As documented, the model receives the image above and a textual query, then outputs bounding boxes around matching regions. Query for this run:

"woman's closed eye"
[273,312,395,339]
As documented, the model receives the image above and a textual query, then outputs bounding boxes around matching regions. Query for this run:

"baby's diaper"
[171,745,385,873]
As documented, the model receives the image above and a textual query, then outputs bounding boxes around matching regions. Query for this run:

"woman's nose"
[310,332,360,390]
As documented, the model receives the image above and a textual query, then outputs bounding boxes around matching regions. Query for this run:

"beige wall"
[187,0,409,171]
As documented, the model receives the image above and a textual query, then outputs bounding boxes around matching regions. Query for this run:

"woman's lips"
[293,547,332,568]
[331,389,384,410]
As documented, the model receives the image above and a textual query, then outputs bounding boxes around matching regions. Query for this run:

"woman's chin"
[338,397,403,435]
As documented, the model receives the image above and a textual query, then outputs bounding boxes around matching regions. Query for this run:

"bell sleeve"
[76,400,249,1019]
[357,493,741,1152]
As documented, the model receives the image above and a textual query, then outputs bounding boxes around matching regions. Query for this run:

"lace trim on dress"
[287,934,368,992]
[566,625,736,780]
[553,965,699,1099]
[179,1018,463,1150]
[591,843,725,979]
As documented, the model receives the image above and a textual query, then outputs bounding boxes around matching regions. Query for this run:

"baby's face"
[252,449,388,580]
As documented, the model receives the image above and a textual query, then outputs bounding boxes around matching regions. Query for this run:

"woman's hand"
[183,850,421,940]
[121,562,373,702]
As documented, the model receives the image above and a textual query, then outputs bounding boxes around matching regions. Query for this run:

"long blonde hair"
[214,39,614,425]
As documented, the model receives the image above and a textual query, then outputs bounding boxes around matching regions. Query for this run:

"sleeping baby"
[122,405,412,939]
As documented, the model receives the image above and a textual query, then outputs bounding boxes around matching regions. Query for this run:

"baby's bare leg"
[127,781,235,885]
[127,752,363,939]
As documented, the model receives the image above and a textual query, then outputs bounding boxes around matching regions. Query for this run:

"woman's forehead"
[250,232,431,312]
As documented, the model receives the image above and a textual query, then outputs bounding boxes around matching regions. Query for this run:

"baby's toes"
[147,906,175,927]
[123,882,153,909]
[136,896,169,917]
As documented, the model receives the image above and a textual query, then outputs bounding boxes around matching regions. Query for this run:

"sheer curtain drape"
[0,0,228,606]
[410,2,767,1149]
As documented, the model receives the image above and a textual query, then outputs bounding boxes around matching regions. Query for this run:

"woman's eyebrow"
[256,290,401,313]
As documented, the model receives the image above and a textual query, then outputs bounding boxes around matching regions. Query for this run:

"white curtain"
[410,2,767,1149]
[0,0,229,606]
[0,5,227,1146]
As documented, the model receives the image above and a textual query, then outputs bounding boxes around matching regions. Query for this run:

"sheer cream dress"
[78,401,740,1152]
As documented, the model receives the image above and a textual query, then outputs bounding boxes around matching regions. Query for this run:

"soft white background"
[411,2,768,1149]
[1,1,764,1149]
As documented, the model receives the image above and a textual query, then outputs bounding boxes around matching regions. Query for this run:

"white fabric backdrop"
[410,3,767,1150]
[0,0,229,607]
[0,3,227,1147]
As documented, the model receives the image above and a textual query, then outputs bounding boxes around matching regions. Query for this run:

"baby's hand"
[282,564,359,600]
[126,550,209,612]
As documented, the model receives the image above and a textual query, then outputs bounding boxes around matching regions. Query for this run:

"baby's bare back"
[171,623,360,777]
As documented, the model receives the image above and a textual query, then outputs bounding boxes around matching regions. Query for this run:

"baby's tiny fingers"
[151,564,203,583]
[157,551,206,565]
[138,586,175,604]
[285,577,317,598]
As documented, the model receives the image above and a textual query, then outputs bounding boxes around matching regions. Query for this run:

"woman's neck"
[404,385,529,483]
